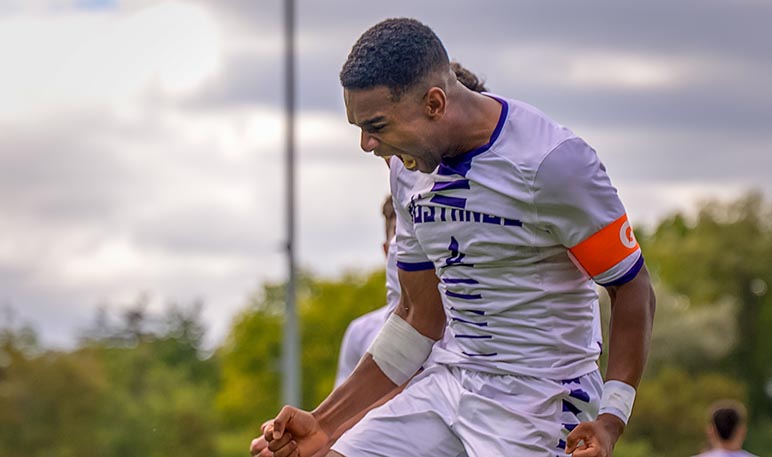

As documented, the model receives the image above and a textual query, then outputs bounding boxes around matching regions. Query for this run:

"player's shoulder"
[485,93,578,168]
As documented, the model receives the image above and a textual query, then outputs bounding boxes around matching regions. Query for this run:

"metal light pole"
[282,0,301,407]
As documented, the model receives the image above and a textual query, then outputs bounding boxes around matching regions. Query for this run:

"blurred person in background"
[691,400,758,457]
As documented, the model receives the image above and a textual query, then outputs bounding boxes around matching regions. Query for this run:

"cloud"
[0,1,222,120]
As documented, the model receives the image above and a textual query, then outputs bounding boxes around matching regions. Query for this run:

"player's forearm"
[604,264,656,388]
[311,354,400,436]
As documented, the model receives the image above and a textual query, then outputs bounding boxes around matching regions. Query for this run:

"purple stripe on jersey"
[462,351,498,357]
[438,96,510,177]
[451,317,488,327]
[562,400,582,415]
[504,218,523,227]
[454,334,492,339]
[445,290,482,300]
[557,440,567,450]
[430,194,467,209]
[451,307,485,316]
[562,423,578,432]
[443,278,479,284]
[396,260,434,271]
[431,179,470,192]
[561,377,582,385]
[569,389,591,403]
[599,254,644,287]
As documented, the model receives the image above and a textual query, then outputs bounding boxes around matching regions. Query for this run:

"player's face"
[344,86,444,173]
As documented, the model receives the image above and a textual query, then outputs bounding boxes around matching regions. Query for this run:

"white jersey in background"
[390,94,641,380]
[692,451,759,457]
[334,238,401,387]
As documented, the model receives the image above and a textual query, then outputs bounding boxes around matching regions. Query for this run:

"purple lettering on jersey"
[482,214,501,225]
[409,203,523,228]
[431,195,466,209]
[562,423,578,432]
[422,205,436,222]
[557,440,567,450]
[431,179,470,192]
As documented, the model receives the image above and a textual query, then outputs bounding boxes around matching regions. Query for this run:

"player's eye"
[370,124,386,132]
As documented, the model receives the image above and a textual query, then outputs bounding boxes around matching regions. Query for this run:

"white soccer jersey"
[335,238,400,386]
[692,451,759,457]
[390,95,642,379]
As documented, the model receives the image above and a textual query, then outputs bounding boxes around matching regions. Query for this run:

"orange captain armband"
[569,214,640,278]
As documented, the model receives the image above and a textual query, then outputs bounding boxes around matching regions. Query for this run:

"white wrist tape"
[598,380,637,425]
[367,313,435,386]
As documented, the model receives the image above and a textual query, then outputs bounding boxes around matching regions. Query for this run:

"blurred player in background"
[261,17,653,455]
[691,400,759,457]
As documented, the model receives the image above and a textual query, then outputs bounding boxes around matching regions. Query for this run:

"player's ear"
[424,86,446,119]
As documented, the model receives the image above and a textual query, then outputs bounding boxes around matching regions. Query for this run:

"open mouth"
[397,154,418,171]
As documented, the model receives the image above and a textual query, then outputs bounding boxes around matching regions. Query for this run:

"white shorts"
[331,364,602,457]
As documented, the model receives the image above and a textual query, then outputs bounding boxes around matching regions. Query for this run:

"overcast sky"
[1,0,770,348]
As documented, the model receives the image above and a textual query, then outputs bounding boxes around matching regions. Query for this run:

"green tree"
[0,324,109,457]
[0,302,219,457]
[644,192,772,420]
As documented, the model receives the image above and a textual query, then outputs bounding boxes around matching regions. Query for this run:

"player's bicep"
[395,267,445,340]
[534,137,642,286]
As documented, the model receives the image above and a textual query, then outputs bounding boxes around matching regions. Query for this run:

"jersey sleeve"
[533,137,643,286]
[389,157,433,271]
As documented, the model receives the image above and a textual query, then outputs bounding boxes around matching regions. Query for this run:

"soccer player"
[691,400,759,457]
[259,18,655,457]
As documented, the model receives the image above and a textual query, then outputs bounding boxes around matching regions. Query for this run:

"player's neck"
[444,87,502,159]
[714,438,743,451]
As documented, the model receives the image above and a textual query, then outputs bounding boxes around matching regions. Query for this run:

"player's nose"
[360,131,380,153]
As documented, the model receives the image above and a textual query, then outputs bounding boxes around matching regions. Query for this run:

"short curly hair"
[340,18,450,99]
